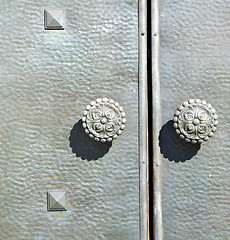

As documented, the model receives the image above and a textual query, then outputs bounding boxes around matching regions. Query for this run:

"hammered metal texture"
[82,98,126,142]
[0,1,139,239]
[173,99,218,144]
[160,1,230,239]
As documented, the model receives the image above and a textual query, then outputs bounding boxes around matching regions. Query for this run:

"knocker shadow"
[159,120,201,162]
[69,120,112,161]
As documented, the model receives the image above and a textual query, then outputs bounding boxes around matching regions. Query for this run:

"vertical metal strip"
[151,0,163,239]
[139,0,149,239]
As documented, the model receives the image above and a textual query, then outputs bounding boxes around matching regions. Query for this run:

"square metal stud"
[47,190,67,211]
[44,9,65,30]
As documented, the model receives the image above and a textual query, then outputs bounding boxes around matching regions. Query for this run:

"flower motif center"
[100,117,107,124]
[193,118,200,126]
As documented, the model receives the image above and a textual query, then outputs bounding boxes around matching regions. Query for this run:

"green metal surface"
[160,1,230,239]
[0,0,140,239]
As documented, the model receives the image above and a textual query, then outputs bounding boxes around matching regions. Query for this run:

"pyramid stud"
[44,9,65,30]
[47,191,67,211]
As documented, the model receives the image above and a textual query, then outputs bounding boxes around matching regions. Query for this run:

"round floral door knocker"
[82,98,126,142]
[173,99,218,144]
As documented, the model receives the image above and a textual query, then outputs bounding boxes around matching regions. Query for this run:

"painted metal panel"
[0,0,147,239]
[160,1,230,239]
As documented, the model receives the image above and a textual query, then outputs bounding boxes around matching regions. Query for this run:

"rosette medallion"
[173,99,218,144]
[82,98,126,142]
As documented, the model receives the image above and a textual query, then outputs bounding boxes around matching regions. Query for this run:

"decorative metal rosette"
[173,99,218,144]
[82,98,126,142]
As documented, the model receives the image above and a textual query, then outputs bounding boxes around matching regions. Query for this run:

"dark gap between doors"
[147,0,154,239]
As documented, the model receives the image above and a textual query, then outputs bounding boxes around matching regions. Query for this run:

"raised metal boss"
[82,98,126,142]
[173,99,218,144]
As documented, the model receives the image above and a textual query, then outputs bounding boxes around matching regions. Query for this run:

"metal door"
[155,0,230,239]
[0,1,149,239]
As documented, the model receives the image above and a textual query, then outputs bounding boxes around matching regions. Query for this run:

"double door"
[0,1,229,240]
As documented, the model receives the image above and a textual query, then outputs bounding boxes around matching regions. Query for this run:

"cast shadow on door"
[159,120,201,162]
[69,120,112,161]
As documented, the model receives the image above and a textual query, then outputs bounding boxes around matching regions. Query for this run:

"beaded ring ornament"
[82,98,126,142]
[173,99,218,144]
